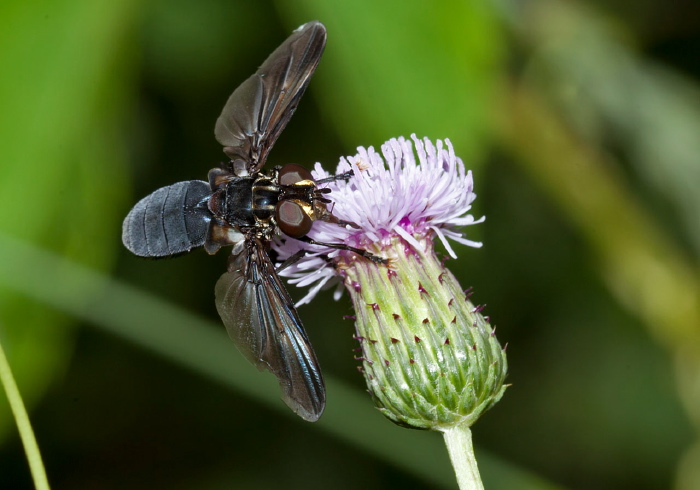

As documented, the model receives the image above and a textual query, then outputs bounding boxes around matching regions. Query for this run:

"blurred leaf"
[499,78,700,490]
[492,3,700,485]
[499,82,700,348]
[0,0,136,439]
[523,0,700,255]
[140,0,264,98]
[275,0,506,164]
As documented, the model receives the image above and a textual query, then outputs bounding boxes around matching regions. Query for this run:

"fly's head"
[275,163,348,239]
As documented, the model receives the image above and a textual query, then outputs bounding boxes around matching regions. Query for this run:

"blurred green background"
[1,0,699,488]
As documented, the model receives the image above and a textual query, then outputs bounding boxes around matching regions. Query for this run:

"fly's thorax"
[208,176,256,227]
[251,175,281,222]
[207,163,332,241]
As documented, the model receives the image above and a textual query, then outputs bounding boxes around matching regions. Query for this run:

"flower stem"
[0,335,51,490]
[442,422,483,490]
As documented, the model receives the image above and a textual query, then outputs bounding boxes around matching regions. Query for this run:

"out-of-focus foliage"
[0,0,135,439]
[0,0,698,489]
[523,1,700,256]
[278,0,505,164]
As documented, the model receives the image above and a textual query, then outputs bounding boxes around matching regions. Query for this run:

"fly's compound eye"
[276,200,313,238]
[278,163,313,186]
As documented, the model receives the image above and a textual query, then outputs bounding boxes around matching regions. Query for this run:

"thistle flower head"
[275,135,507,431]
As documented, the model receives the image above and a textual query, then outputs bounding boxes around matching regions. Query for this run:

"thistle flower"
[274,135,507,489]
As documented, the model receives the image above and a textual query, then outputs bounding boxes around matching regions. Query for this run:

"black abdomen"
[122,180,211,257]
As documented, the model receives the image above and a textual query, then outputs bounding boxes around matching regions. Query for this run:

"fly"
[122,21,383,422]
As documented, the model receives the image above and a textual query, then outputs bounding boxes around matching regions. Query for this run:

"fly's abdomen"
[122,180,211,257]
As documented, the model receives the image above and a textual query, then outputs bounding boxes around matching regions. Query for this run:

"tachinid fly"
[122,21,383,422]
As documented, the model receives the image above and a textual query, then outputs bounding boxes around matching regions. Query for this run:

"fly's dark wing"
[123,180,211,258]
[214,238,325,421]
[214,21,326,173]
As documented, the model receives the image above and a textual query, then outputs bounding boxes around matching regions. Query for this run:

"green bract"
[344,236,507,430]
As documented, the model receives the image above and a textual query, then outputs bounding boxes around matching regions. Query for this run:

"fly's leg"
[275,249,306,273]
[314,170,354,185]
[294,235,387,265]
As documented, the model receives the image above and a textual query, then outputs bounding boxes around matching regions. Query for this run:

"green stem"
[0,334,51,490]
[442,422,483,490]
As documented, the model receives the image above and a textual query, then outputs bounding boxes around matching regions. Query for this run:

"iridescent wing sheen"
[214,238,325,421]
[214,21,327,174]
